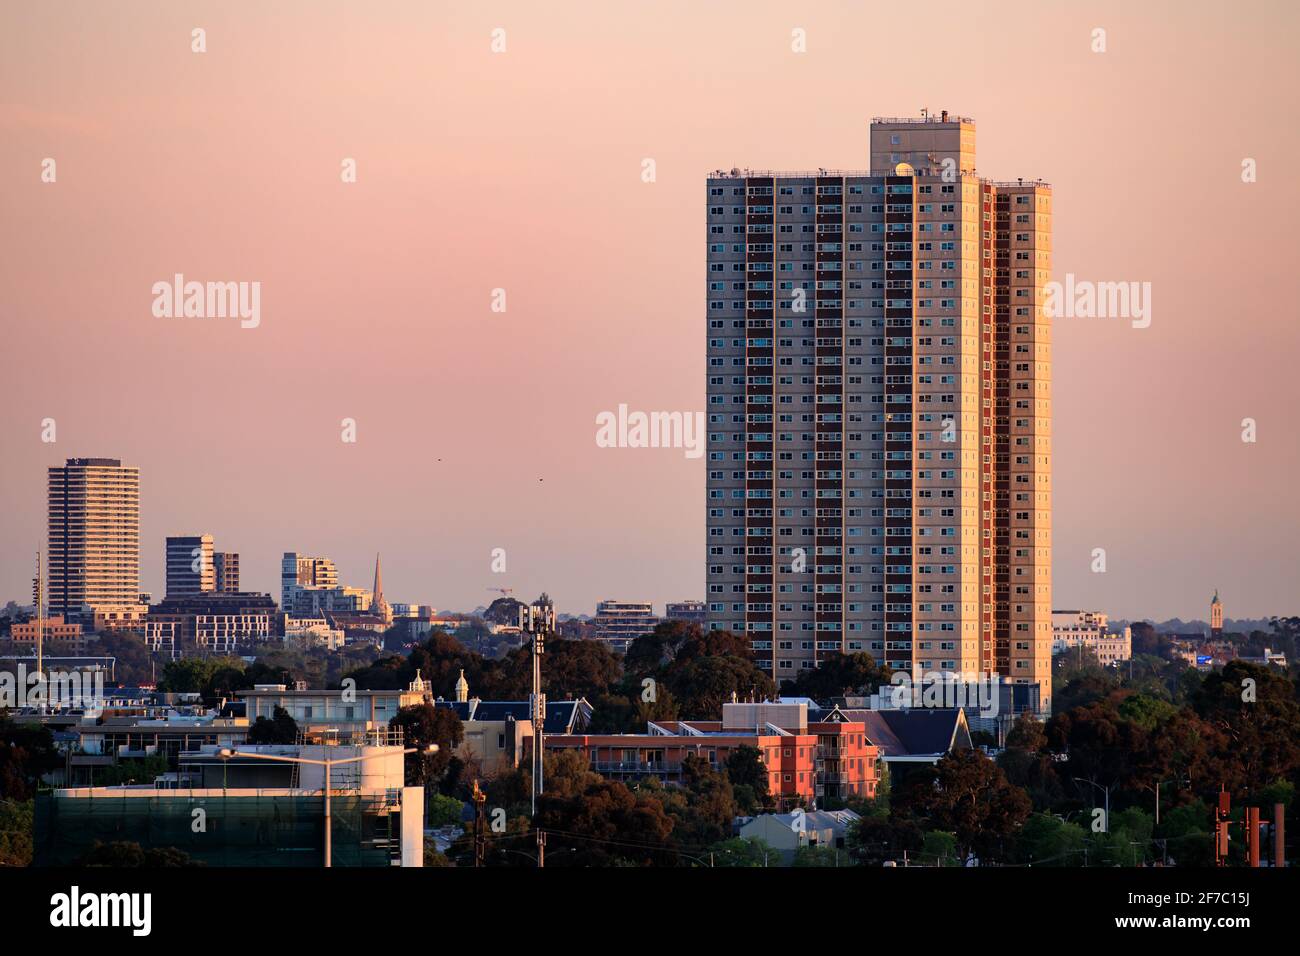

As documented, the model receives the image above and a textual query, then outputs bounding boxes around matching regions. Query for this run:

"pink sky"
[2,1,1297,621]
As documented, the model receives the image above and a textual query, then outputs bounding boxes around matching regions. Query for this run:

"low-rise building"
[10,615,84,646]
[545,700,879,809]
[433,672,592,777]
[36,741,423,867]
[238,679,429,737]
[815,704,973,768]
[739,808,861,863]
[1052,609,1132,664]
[149,592,278,652]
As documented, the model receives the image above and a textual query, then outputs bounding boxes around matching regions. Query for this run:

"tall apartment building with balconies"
[214,551,240,592]
[593,600,660,652]
[166,534,215,597]
[706,112,1052,712]
[47,458,141,621]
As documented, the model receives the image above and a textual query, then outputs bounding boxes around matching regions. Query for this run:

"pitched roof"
[833,707,970,759]
[435,697,592,735]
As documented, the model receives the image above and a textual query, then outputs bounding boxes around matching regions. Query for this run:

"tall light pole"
[219,744,437,867]
[1074,776,1111,833]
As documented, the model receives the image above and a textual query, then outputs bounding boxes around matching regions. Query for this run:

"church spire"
[372,552,391,624]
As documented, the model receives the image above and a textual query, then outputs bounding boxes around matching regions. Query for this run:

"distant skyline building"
[1051,609,1131,665]
[706,112,1053,711]
[165,534,215,597]
[1210,590,1223,636]
[47,457,140,621]
[149,591,277,652]
[665,600,707,626]
[280,551,372,618]
[593,600,659,652]
[214,551,240,592]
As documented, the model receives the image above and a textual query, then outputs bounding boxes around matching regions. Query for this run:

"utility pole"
[520,594,555,818]
[1274,803,1285,868]
[472,779,486,867]
[1215,788,1231,867]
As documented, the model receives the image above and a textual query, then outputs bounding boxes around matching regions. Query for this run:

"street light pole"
[1074,776,1111,833]
[323,754,332,868]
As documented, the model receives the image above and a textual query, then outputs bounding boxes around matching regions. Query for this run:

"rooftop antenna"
[519,594,556,819]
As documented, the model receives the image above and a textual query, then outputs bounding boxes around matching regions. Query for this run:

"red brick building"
[545,701,879,808]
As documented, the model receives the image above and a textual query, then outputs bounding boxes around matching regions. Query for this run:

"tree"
[779,652,891,701]
[89,631,156,686]
[919,830,960,867]
[389,704,463,786]
[1011,813,1087,866]
[586,689,678,734]
[792,844,844,867]
[77,841,203,867]
[0,798,33,866]
[662,654,774,720]
[1118,693,1178,732]
[427,792,464,827]
[93,755,170,787]
[901,749,1031,862]
[534,778,677,867]
[725,745,772,812]
[622,621,704,678]
[846,812,923,866]
[1192,661,1300,797]
[1005,713,1048,751]
[1047,700,1146,793]
[246,706,299,745]
[671,756,740,846]
[0,717,59,801]
[156,655,249,699]
[706,836,775,867]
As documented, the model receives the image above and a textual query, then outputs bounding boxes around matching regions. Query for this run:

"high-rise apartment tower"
[47,458,141,621]
[705,112,1052,711]
[166,534,215,597]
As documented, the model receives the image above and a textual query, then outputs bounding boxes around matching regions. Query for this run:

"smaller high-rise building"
[166,535,215,597]
[1210,590,1223,636]
[214,552,240,593]
[47,458,140,621]
[281,552,372,617]
[593,600,659,652]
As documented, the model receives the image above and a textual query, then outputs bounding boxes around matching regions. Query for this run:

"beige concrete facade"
[706,114,1052,712]
[47,458,140,621]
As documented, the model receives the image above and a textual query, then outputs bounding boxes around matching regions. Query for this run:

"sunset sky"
[2,0,1297,621]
